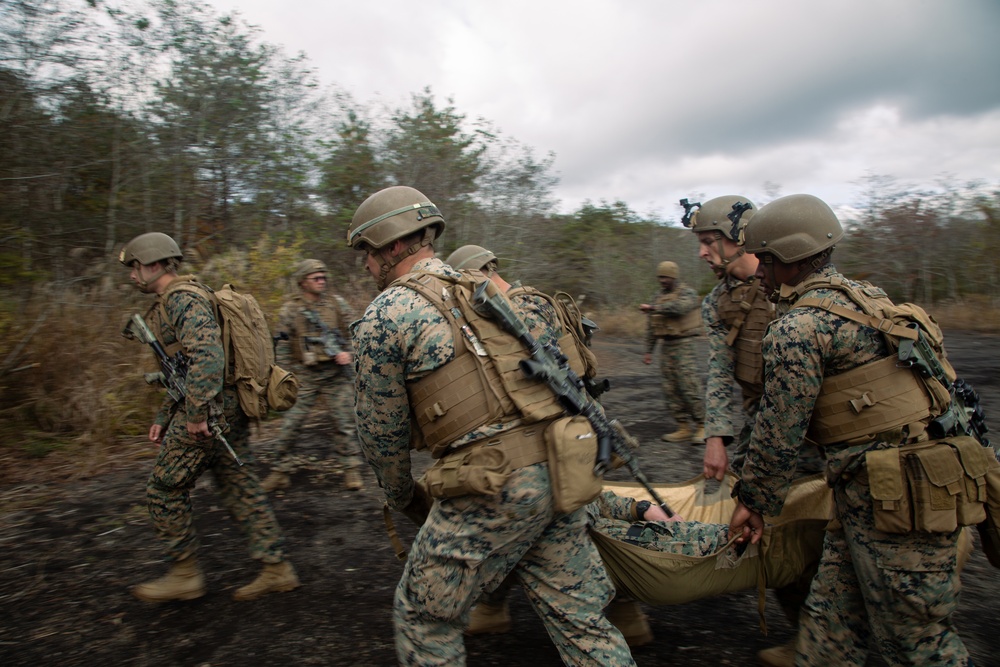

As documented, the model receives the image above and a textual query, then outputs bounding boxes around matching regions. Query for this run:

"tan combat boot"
[690,424,705,444]
[606,599,653,648]
[261,471,290,492]
[131,556,206,602]
[661,422,692,443]
[343,468,363,491]
[233,560,301,601]
[756,638,796,667]
[464,601,512,635]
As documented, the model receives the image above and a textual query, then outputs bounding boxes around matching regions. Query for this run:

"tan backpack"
[159,280,298,420]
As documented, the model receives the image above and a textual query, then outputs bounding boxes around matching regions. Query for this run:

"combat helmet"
[348,186,445,289]
[684,195,756,277]
[657,261,679,279]
[744,194,843,263]
[118,232,183,267]
[446,245,497,272]
[293,259,328,284]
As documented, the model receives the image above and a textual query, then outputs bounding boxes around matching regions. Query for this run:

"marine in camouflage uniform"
[349,187,635,667]
[729,196,970,666]
[261,259,363,492]
[641,261,705,444]
[118,232,299,603]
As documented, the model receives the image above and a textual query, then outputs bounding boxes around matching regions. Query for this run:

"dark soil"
[2,332,998,666]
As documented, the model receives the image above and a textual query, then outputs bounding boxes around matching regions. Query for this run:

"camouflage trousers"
[796,475,969,666]
[272,362,362,472]
[395,463,635,666]
[146,408,285,563]
[658,336,705,425]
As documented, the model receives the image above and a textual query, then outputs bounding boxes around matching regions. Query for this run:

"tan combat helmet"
[657,261,679,279]
[118,232,183,291]
[118,232,183,267]
[293,259,328,284]
[348,186,445,289]
[744,194,843,263]
[684,195,756,276]
[446,245,497,271]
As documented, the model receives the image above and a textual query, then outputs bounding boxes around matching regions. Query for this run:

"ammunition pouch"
[866,436,992,535]
[420,422,550,499]
[544,416,603,514]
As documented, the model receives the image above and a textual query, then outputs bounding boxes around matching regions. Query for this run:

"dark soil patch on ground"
[2,332,998,666]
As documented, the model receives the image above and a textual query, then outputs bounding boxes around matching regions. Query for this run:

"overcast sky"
[204,0,1000,220]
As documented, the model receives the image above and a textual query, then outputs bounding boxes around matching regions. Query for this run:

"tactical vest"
[785,276,953,445]
[714,278,774,410]
[399,271,566,457]
[650,285,702,338]
[507,284,594,381]
[289,295,347,364]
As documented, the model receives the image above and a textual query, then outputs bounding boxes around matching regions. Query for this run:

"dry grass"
[927,297,1000,334]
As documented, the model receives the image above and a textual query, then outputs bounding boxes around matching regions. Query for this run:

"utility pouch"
[867,447,912,534]
[266,364,299,412]
[422,445,512,499]
[978,453,1000,568]
[544,416,602,514]
[868,438,991,535]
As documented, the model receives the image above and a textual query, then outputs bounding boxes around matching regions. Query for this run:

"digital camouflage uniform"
[144,278,285,564]
[645,282,705,428]
[352,257,635,667]
[702,277,824,474]
[273,292,362,474]
[737,265,969,666]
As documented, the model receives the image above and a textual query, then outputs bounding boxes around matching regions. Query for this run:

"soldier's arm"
[702,291,737,442]
[166,291,224,424]
[275,301,300,371]
[352,302,415,510]
[737,312,825,517]
[653,285,700,316]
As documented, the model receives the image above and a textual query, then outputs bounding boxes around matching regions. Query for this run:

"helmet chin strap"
[711,232,745,278]
[373,228,436,291]
[132,261,172,293]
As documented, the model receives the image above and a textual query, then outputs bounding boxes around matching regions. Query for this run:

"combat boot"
[690,424,705,444]
[233,560,300,601]
[757,638,796,667]
[131,556,205,602]
[465,601,512,635]
[606,599,653,648]
[343,468,363,491]
[261,471,290,492]
[661,422,692,443]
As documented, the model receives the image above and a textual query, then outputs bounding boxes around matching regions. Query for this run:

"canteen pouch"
[266,364,299,413]
[422,445,512,499]
[544,416,602,514]
[867,447,912,534]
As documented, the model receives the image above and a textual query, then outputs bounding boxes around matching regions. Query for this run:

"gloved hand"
[400,484,432,527]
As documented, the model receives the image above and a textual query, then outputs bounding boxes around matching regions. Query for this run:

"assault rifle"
[472,280,675,516]
[121,314,243,465]
[302,310,354,378]
[897,323,991,448]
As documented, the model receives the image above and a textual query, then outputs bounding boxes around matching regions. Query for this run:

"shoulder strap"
[788,276,918,344]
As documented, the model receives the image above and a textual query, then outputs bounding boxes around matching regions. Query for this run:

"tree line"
[4,0,999,309]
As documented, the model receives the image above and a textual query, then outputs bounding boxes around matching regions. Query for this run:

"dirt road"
[1,332,998,666]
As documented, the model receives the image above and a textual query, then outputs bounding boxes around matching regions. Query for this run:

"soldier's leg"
[146,421,214,561]
[270,371,320,473]
[326,372,364,489]
[795,522,870,666]
[658,342,684,418]
[674,336,705,427]
[211,413,286,563]
[839,480,969,666]
[393,465,554,666]
[515,507,635,666]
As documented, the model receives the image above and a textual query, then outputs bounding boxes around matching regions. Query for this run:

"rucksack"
[158,279,298,420]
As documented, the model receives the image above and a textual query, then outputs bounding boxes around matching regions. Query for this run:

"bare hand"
[186,420,211,440]
[729,500,765,545]
[639,303,653,313]
[643,353,652,365]
[334,351,352,366]
[703,437,729,481]
[644,505,683,522]
[148,424,164,445]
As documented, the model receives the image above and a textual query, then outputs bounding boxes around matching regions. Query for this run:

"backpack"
[160,280,298,420]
